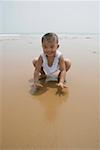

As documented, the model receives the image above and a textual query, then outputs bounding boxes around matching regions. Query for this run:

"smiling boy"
[32,33,71,90]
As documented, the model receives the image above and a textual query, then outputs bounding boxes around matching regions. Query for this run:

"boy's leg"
[32,58,47,79]
[65,58,71,72]
[58,58,71,82]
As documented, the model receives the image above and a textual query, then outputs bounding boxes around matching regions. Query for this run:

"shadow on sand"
[29,79,69,122]
[29,78,69,96]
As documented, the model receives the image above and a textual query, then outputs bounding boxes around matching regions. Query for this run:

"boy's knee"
[32,59,35,66]
[32,58,38,67]
[65,59,71,71]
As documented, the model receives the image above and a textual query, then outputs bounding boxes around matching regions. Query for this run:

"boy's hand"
[56,82,68,96]
[31,82,43,94]
[32,82,43,89]
[57,82,68,90]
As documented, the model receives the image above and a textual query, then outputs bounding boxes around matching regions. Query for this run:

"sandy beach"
[0,34,100,150]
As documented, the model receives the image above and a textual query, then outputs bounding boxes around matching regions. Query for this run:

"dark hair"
[41,33,58,43]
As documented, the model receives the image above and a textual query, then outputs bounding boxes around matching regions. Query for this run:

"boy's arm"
[33,55,43,86]
[58,56,67,88]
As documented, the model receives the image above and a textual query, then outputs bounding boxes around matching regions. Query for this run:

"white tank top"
[40,50,62,75]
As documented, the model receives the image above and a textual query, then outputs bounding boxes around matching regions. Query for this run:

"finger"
[63,84,68,88]
[31,84,35,87]
[57,83,62,87]
[36,83,43,88]
[58,85,63,91]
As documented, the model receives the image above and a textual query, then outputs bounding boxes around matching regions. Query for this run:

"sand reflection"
[29,80,69,122]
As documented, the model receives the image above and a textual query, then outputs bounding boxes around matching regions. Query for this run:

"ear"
[57,44,59,49]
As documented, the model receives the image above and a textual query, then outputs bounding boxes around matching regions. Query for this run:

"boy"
[32,33,71,91]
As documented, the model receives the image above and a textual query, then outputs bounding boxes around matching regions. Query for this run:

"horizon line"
[0,32,99,35]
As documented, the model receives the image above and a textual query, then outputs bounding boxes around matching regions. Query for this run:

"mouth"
[47,51,55,55]
[45,52,52,55]
[47,52,52,55]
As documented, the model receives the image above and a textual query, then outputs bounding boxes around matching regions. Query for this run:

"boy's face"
[42,40,59,57]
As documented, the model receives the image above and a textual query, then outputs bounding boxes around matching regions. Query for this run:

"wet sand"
[0,34,100,150]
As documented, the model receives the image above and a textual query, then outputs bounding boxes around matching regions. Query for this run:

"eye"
[44,46,47,49]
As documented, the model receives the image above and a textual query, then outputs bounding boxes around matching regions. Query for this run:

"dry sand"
[0,34,100,150]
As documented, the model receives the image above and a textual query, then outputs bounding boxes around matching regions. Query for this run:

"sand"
[0,34,100,150]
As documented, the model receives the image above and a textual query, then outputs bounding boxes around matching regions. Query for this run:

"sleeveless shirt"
[40,50,62,75]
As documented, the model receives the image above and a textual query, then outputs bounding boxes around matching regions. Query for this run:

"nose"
[47,48,51,52]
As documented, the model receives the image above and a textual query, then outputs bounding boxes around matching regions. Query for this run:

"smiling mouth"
[47,53,52,55]
[47,52,52,55]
